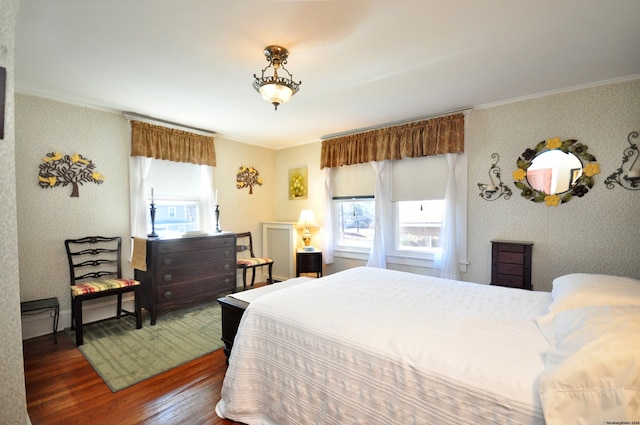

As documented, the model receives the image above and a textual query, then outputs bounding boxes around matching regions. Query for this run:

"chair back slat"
[65,236,122,285]
[235,232,256,258]
[76,270,118,281]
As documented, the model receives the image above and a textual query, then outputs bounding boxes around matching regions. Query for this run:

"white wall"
[274,78,640,291]
[465,78,640,291]
[15,79,640,341]
[275,142,323,249]
[0,0,30,423]
[15,95,276,338]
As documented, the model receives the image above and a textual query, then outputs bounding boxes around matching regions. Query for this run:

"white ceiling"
[15,0,640,150]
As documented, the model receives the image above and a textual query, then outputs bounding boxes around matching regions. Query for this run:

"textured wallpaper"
[15,96,278,323]
[0,0,30,423]
[465,79,640,291]
[15,96,132,314]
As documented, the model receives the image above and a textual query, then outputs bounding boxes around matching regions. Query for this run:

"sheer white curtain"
[129,156,153,238]
[434,153,460,280]
[322,167,334,264]
[366,160,388,268]
[200,165,216,233]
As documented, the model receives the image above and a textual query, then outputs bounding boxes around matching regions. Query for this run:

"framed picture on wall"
[288,166,308,200]
[0,67,5,140]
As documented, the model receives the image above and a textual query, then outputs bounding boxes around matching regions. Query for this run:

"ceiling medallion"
[253,45,301,111]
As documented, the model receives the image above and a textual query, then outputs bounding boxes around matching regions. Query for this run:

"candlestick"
[148,203,158,238]
[215,205,221,232]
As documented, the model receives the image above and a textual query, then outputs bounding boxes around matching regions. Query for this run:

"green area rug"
[67,302,223,392]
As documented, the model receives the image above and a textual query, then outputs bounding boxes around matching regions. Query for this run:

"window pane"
[396,200,444,252]
[149,200,200,238]
[335,198,375,247]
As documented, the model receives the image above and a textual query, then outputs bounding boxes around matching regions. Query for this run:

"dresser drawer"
[156,236,234,254]
[157,246,234,269]
[156,275,235,305]
[156,260,234,286]
[497,251,524,264]
[495,274,524,288]
[496,243,525,253]
[497,262,524,276]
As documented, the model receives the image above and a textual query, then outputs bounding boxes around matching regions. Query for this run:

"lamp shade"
[296,209,319,229]
[259,83,294,105]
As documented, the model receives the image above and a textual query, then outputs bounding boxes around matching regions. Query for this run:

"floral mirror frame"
[513,138,600,206]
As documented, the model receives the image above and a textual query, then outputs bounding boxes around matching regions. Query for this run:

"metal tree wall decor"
[38,151,105,197]
[236,165,263,194]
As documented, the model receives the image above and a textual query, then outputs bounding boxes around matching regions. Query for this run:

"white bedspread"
[216,267,552,425]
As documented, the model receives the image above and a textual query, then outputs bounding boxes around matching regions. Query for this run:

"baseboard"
[21,295,136,341]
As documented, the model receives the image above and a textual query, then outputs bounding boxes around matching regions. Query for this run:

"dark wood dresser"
[490,240,533,290]
[135,233,236,325]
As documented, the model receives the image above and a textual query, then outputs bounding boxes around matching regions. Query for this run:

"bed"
[216,267,640,424]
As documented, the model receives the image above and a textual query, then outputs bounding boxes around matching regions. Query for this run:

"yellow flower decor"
[512,168,527,181]
[545,137,562,150]
[288,166,308,200]
[38,152,105,197]
[236,165,263,194]
[544,194,561,207]
[514,137,599,206]
[583,163,601,177]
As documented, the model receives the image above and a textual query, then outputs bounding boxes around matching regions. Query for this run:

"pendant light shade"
[253,45,301,111]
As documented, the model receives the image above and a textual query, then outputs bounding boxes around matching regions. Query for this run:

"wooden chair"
[65,236,142,346]
[235,232,274,290]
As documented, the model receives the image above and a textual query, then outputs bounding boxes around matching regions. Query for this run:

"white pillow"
[537,306,640,424]
[548,273,640,313]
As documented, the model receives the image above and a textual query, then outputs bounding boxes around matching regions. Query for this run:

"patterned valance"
[320,113,464,169]
[130,120,216,166]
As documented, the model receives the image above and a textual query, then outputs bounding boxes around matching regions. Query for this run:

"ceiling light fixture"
[253,45,301,111]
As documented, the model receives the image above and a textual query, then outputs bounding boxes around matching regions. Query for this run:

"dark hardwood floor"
[23,325,242,425]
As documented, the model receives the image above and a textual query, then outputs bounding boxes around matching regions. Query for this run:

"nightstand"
[490,240,533,290]
[296,249,323,278]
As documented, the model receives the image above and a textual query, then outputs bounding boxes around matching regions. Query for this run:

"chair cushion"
[237,258,273,267]
[71,278,140,297]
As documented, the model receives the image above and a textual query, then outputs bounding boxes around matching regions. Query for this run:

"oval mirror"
[513,138,600,206]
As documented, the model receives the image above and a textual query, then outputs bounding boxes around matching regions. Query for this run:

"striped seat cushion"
[71,278,140,297]
[237,258,273,267]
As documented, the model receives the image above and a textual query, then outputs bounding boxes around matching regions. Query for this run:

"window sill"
[332,248,435,269]
[332,249,467,272]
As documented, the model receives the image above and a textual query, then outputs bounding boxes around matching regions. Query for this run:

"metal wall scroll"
[478,153,512,201]
[604,131,640,191]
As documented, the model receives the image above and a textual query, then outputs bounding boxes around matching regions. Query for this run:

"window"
[334,197,375,249]
[151,200,200,238]
[329,153,467,269]
[395,200,444,253]
[144,159,213,238]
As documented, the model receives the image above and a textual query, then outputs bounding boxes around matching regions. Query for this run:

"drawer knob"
[163,291,173,298]
[223,250,230,257]
[163,258,172,266]
[224,278,231,285]
[163,274,172,282]
[223,264,230,271]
